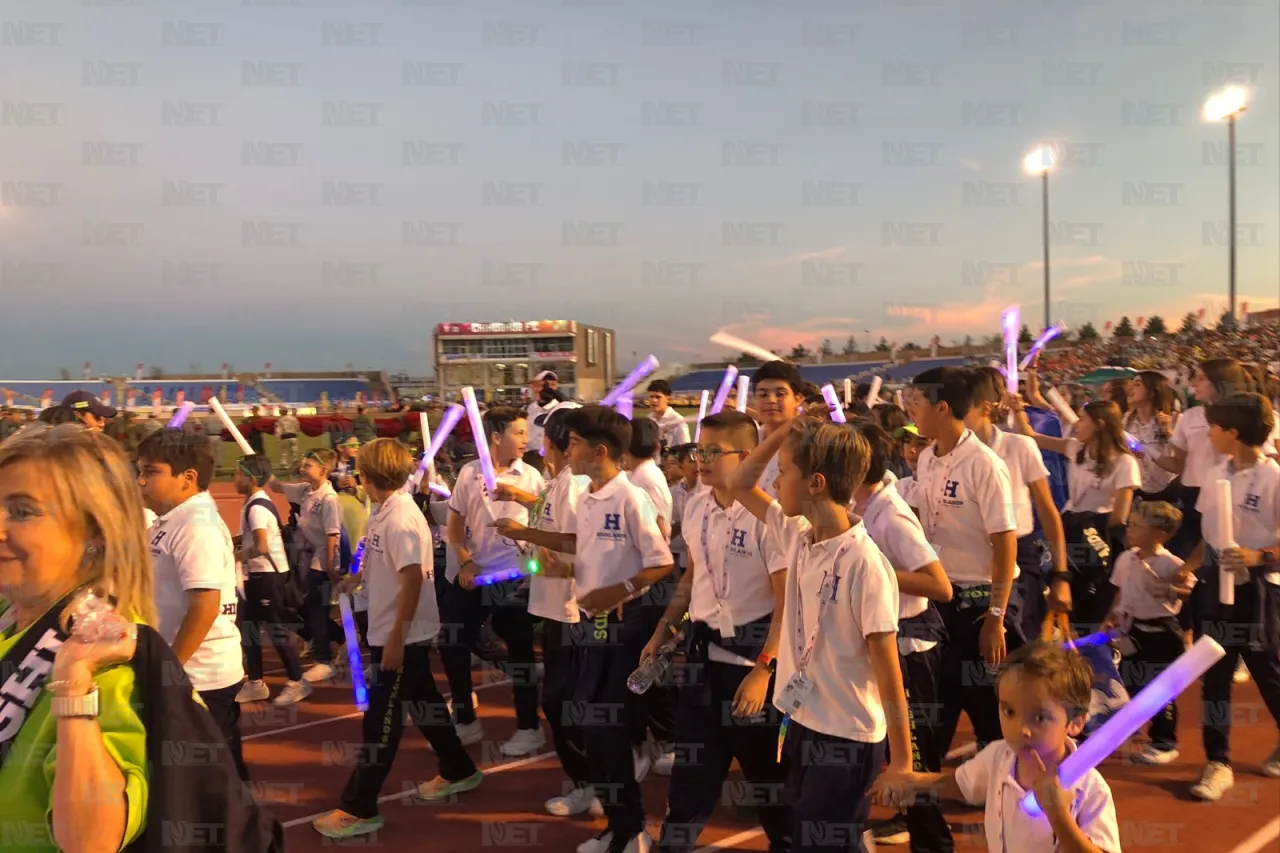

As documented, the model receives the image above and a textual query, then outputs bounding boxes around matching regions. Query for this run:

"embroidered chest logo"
[1244,494,1261,512]
[730,529,747,549]
[943,480,959,498]
[603,513,621,531]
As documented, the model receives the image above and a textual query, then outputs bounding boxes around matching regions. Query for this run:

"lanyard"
[699,503,734,604]
[793,537,856,673]
[922,431,972,540]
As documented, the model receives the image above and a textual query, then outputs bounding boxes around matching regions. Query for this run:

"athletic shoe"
[623,833,653,853]
[311,810,384,839]
[1262,745,1280,778]
[1234,659,1250,684]
[1130,745,1179,765]
[454,720,485,746]
[500,727,546,757]
[545,786,601,817]
[235,680,269,704]
[445,691,480,718]
[870,815,911,845]
[1190,762,1234,801]
[303,662,336,683]
[273,679,312,706]
[652,751,675,776]
[633,748,652,783]
[577,831,612,853]
[414,770,484,802]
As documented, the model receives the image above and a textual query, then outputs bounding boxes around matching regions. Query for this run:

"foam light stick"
[208,396,253,455]
[1064,628,1121,650]
[1215,478,1236,606]
[616,395,634,419]
[337,594,369,711]
[1018,324,1066,370]
[1044,388,1079,426]
[735,374,750,413]
[600,354,660,406]
[820,384,847,423]
[429,482,451,498]
[1002,305,1020,395]
[1021,635,1225,817]
[460,387,497,493]
[710,365,739,415]
[709,332,781,364]
[166,400,196,429]
[843,379,852,406]
[406,404,464,492]
[866,376,882,408]
[693,390,709,442]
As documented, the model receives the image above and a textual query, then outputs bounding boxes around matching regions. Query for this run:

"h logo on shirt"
[730,529,747,549]
[150,530,168,548]
[1244,494,1261,511]
[603,513,621,531]
[943,480,959,498]
[370,533,380,549]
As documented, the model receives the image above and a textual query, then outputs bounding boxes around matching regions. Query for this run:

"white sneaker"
[1131,745,1179,765]
[455,720,485,746]
[1234,659,1250,684]
[236,680,269,704]
[445,691,480,718]
[273,679,313,706]
[652,750,675,776]
[1190,761,1234,801]
[577,832,611,853]
[1262,745,1280,778]
[622,833,653,853]
[500,727,547,757]
[303,662,337,683]
[633,748,652,783]
[545,786,599,817]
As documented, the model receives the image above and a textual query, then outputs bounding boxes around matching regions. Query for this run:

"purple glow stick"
[1018,324,1066,370]
[1021,635,1224,817]
[461,387,497,493]
[429,482,451,498]
[167,401,196,429]
[1001,306,1020,395]
[710,365,738,415]
[407,404,464,492]
[693,390,709,442]
[616,395,634,419]
[600,354,660,406]
[820,384,847,423]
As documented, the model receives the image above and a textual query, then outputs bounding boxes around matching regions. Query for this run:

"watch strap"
[51,686,100,719]
[622,579,637,595]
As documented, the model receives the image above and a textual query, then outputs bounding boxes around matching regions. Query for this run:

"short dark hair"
[542,407,575,453]
[873,404,908,435]
[628,417,661,458]
[646,379,672,396]
[913,367,973,420]
[238,455,274,486]
[965,367,1004,407]
[698,410,759,450]
[752,361,804,395]
[564,406,632,461]
[37,406,80,426]
[1205,392,1275,448]
[797,380,821,400]
[136,428,216,490]
[851,419,897,485]
[481,406,525,445]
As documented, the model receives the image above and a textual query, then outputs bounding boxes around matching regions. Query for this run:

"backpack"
[246,497,306,614]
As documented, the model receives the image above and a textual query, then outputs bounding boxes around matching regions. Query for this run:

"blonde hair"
[356,438,416,492]
[0,424,156,625]
[1130,500,1183,536]
[783,419,869,505]
[305,448,337,473]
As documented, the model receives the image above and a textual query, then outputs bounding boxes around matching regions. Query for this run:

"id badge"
[776,672,813,715]
[716,601,735,640]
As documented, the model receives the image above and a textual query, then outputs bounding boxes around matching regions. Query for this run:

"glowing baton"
[693,390,709,442]
[600,354,659,407]
[429,481,451,498]
[1021,635,1225,817]
[406,404,464,492]
[1125,433,1144,455]
[208,397,253,455]
[337,594,369,712]
[843,379,852,406]
[1001,305,1020,395]
[350,538,366,575]
[821,384,847,423]
[1064,628,1120,650]
[1019,324,1065,370]
[866,376,882,408]
[710,365,738,415]
[709,332,781,364]
[167,401,196,429]
[1044,388,1079,426]
[616,395,633,419]
[735,374,750,413]
[1215,478,1236,606]
[460,387,497,493]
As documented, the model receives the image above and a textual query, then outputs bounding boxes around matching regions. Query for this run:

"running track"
[210,485,1280,852]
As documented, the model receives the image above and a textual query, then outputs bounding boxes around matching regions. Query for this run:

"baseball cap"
[534,370,558,382]
[893,424,923,440]
[537,405,580,451]
[61,390,117,420]
[339,436,361,448]
[534,400,582,428]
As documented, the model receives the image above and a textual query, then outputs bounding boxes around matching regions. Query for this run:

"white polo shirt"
[857,472,940,655]
[1125,413,1178,494]
[1109,547,1187,622]
[282,481,343,571]
[895,475,917,506]
[759,454,781,499]
[650,407,691,448]
[685,488,787,639]
[525,399,550,452]
[766,502,900,742]
[628,458,673,531]
[1196,456,1280,585]
[984,427,1051,538]
[238,490,289,574]
[956,740,1120,853]
[528,467,589,622]
[1174,406,1280,489]
[362,491,439,646]
[669,480,694,565]
[910,430,1018,585]
[1062,440,1142,515]
[573,472,673,597]
[147,491,244,693]
[448,458,545,579]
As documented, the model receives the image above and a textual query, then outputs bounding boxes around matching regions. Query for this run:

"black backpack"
[245,497,306,613]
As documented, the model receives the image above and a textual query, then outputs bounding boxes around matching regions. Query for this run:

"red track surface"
[210,486,1280,852]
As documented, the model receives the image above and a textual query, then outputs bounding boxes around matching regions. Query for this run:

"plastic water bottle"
[627,612,690,695]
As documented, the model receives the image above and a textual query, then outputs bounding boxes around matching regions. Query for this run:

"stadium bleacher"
[0,380,112,403]
[667,357,969,394]
[258,378,373,404]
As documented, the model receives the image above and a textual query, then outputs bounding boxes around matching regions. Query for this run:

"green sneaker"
[312,810,384,838]
[414,770,484,802]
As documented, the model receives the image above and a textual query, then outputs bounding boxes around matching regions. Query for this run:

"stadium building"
[433,320,615,401]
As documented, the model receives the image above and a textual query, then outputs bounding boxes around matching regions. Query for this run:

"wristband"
[622,579,637,596]
[1049,570,1072,583]
[986,606,1006,620]
[756,653,776,672]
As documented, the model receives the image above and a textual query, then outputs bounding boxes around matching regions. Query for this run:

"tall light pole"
[1023,145,1058,331]
[1204,86,1249,326]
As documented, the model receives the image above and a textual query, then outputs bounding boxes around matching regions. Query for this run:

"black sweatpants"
[305,569,341,663]
[339,642,479,819]
[541,617,591,788]
[1013,535,1049,643]
[658,660,790,853]
[241,572,303,682]
[784,720,885,853]
[630,581,678,748]
[200,682,249,782]
[438,577,539,730]
[900,645,953,853]
[1120,621,1185,751]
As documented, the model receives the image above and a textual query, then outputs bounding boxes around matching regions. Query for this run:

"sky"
[0,0,1276,377]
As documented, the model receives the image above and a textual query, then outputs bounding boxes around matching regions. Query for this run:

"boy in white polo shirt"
[137,428,248,780]
[905,366,1020,755]
[647,411,790,853]
[312,439,482,840]
[496,406,674,853]
[750,362,805,499]
[726,416,912,853]
[647,380,691,450]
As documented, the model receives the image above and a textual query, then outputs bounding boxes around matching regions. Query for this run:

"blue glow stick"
[167,401,196,429]
[337,595,369,711]
[1126,433,1144,454]
[1064,628,1119,650]
[1021,635,1224,816]
[350,538,366,575]
[472,555,540,586]
[820,384,847,423]
[600,354,660,406]
[710,365,738,415]
[1018,324,1066,370]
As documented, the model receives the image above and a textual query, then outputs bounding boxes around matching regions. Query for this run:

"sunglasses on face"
[691,447,750,464]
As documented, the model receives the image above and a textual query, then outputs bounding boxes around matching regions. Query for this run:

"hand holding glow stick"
[709,332,782,364]
[167,401,196,429]
[1020,635,1225,816]
[1044,388,1079,426]
[710,365,739,415]
[1018,324,1065,370]
[735,374,750,413]
[1216,478,1236,606]
[821,385,847,423]
[866,376,882,408]
[693,390,709,442]
[208,397,253,455]
[600,354,659,406]
[337,595,369,712]
[406,404,464,492]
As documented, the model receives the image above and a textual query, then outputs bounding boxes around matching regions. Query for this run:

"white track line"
[243,677,510,741]
[692,742,978,851]
[282,749,557,828]
[1229,816,1280,853]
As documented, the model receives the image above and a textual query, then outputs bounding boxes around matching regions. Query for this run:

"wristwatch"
[50,686,100,719]
[985,606,1006,621]
[756,654,777,673]
[1261,547,1280,565]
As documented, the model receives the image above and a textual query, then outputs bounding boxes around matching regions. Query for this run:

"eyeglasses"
[691,447,749,464]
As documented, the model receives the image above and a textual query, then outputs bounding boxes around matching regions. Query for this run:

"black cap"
[61,390,117,419]
[538,404,581,451]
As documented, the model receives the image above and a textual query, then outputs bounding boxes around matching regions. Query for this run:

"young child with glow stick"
[311,439,482,840]
[872,642,1121,853]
